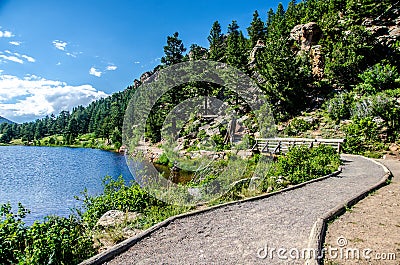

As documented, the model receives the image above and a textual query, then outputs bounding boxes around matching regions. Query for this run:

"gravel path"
[104,155,385,265]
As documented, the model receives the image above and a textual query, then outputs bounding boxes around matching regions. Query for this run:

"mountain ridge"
[0,116,15,124]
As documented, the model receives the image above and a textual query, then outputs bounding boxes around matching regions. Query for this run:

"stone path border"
[79,169,342,265]
[305,155,392,265]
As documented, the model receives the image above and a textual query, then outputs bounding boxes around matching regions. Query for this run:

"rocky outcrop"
[290,22,324,79]
[249,39,265,68]
[140,71,153,83]
[95,210,142,252]
[290,22,322,52]
[133,79,141,88]
[310,45,325,79]
[363,5,400,46]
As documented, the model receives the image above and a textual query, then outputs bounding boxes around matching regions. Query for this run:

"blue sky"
[0,0,289,123]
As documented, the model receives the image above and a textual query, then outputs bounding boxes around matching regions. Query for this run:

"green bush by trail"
[0,203,96,265]
[261,145,341,190]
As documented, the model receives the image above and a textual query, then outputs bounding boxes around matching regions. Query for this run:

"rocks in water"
[96,210,141,228]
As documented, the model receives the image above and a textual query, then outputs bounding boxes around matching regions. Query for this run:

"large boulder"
[96,210,141,228]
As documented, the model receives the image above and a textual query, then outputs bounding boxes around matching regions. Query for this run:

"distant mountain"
[0,116,15,124]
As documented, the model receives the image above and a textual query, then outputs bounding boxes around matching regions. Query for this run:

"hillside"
[1,1,400,264]
[0,116,15,124]
[0,0,399,157]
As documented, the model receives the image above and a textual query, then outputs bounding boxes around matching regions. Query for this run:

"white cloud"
[0,30,13,38]
[0,51,35,64]
[0,54,23,64]
[134,61,140,64]
[52,40,67,51]
[0,73,108,122]
[9,41,21,46]
[106,65,117,71]
[89,67,102,77]
[21,55,35,63]
[52,40,81,58]
[66,52,77,58]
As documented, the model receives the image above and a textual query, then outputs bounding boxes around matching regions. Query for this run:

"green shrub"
[0,203,28,264]
[324,92,354,121]
[284,118,312,136]
[23,216,96,265]
[262,145,341,189]
[156,153,170,166]
[0,203,96,265]
[197,129,207,140]
[75,176,161,229]
[355,61,400,95]
[342,117,379,154]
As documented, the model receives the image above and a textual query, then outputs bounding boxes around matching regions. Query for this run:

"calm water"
[0,146,133,224]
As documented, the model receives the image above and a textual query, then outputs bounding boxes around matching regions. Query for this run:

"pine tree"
[207,21,225,61]
[266,8,275,28]
[161,32,186,66]
[226,21,248,70]
[247,10,266,47]
[285,0,301,30]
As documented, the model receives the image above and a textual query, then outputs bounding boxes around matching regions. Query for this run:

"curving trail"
[97,155,386,265]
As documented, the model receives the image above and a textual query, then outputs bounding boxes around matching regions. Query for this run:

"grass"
[344,204,354,213]
[351,237,364,243]
[8,133,121,152]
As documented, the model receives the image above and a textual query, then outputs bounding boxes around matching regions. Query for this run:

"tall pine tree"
[247,10,266,47]
[207,21,225,61]
[226,20,248,70]
[161,32,186,66]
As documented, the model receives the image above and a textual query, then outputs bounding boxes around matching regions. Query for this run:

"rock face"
[363,5,400,46]
[140,71,153,83]
[310,45,325,79]
[290,22,322,52]
[96,210,141,228]
[133,79,141,88]
[290,22,324,79]
[249,39,266,68]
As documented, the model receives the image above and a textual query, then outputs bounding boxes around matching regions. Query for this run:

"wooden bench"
[252,138,345,154]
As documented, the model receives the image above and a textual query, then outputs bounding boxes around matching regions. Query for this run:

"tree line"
[1,0,399,146]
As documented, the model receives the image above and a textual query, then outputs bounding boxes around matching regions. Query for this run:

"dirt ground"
[324,156,400,265]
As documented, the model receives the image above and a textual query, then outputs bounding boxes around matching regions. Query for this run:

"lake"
[0,146,133,224]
